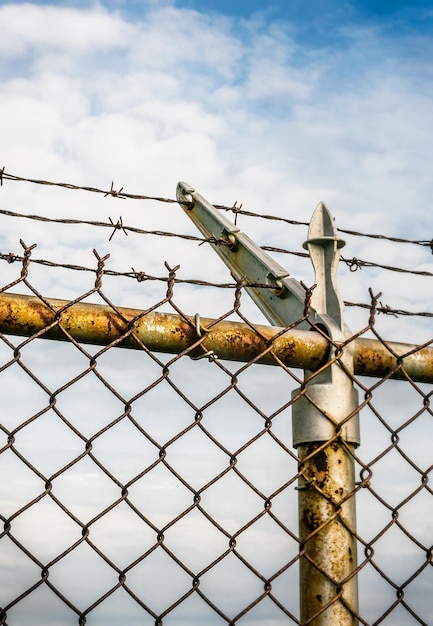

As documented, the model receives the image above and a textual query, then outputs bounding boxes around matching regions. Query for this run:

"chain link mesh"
[0,240,431,626]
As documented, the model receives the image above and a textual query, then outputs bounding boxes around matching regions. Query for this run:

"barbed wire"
[0,249,235,289]
[265,245,433,278]
[0,249,431,318]
[0,208,431,281]
[0,169,178,204]
[1,169,432,251]
[217,204,433,249]
[0,208,207,245]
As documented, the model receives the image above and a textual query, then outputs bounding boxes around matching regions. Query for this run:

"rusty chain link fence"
[0,174,432,626]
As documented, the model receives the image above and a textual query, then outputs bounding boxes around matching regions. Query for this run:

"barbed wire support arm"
[177,182,360,624]
[176,181,328,329]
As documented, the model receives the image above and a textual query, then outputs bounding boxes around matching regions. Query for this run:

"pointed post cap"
[303,202,346,331]
[303,201,345,251]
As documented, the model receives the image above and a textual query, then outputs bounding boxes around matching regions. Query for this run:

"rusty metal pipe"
[0,293,431,382]
[297,442,358,625]
[0,292,328,367]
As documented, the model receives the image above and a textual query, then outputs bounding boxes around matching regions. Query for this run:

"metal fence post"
[175,184,361,624]
[292,204,360,624]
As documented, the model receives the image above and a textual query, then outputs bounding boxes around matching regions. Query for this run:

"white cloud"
[0,3,133,57]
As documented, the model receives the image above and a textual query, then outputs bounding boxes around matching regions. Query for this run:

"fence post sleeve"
[292,203,360,625]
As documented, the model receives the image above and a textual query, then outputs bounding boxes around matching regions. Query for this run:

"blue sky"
[178,0,433,34]
[0,1,432,625]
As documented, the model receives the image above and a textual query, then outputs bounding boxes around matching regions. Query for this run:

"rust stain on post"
[298,441,358,625]
[0,293,431,382]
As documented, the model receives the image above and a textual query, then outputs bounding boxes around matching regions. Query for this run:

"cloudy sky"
[0,1,432,625]
[1,0,432,332]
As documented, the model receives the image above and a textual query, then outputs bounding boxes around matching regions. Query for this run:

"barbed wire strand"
[0,251,431,318]
[1,169,432,251]
[0,208,431,281]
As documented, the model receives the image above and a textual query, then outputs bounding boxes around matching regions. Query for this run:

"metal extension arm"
[177,181,320,329]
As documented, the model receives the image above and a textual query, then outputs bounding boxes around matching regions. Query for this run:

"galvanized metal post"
[175,184,366,625]
[292,204,359,625]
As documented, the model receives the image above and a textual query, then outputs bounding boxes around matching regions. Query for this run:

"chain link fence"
[0,172,432,625]
[0,237,431,626]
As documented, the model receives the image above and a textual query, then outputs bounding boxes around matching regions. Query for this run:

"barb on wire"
[104,181,124,199]
[198,235,232,248]
[131,267,149,283]
[6,252,18,264]
[345,257,363,272]
[378,301,399,318]
[108,216,128,241]
[231,200,243,226]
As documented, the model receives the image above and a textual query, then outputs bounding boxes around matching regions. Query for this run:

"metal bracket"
[177,181,323,330]
[177,182,360,447]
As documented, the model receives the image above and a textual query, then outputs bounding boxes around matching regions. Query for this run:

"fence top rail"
[0,292,431,384]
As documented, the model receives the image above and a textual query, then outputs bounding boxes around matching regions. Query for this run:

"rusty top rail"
[0,292,431,383]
